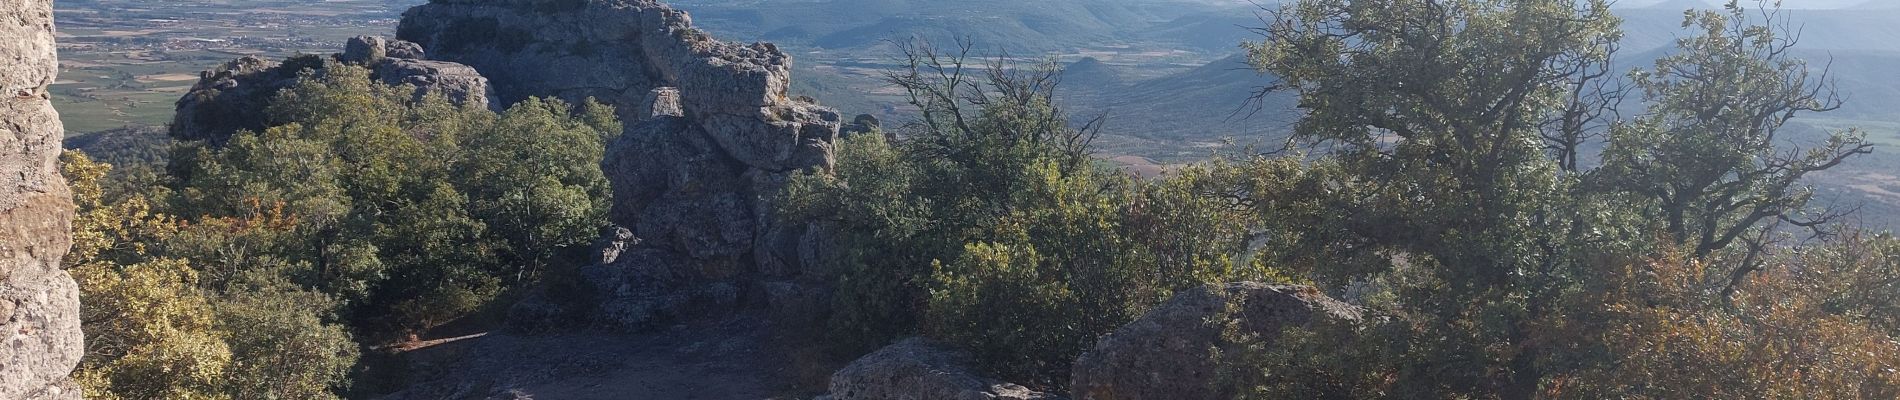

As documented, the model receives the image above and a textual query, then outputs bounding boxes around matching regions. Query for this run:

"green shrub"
[782,50,1255,388]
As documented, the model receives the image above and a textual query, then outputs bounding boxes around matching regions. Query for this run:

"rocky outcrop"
[343,35,430,63]
[1,0,83,398]
[578,248,741,330]
[840,114,882,138]
[170,55,312,143]
[375,58,496,109]
[827,338,1058,400]
[343,35,392,65]
[398,0,841,331]
[1069,282,1361,400]
[171,36,495,143]
[397,0,839,170]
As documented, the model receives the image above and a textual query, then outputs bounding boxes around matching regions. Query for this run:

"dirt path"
[378,313,832,400]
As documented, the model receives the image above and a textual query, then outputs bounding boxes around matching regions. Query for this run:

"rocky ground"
[382,312,840,400]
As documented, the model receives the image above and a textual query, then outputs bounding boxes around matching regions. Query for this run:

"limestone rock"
[397,0,841,171]
[342,35,389,65]
[1069,282,1362,400]
[1,0,83,398]
[375,58,497,110]
[594,225,638,265]
[504,289,569,334]
[386,39,428,60]
[640,87,684,120]
[829,338,1059,400]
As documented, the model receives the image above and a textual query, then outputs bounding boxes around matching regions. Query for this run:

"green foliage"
[165,61,619,337]
[64,58,618,399]
[784,48,1253,388]
[454,97,618,278]
[782,133,933,345]
[1242,0,1627,395]
[1230,0,1895,398]
[216,288,360,400]
[63,152,357,400]
[1598,3,1872,263]
[72,257,233,400]
[63,126,171,201]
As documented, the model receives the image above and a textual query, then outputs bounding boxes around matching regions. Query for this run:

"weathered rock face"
[0,0,84,398]
[343,35,391,65]
[397,0,840,171]
[1069,282,1362,400]
[828,338,1059,400]
[171,36,496,143]
[170,55,310,143]
[578,247,741,330]
[399,0,841,330]
[375,58,496,109]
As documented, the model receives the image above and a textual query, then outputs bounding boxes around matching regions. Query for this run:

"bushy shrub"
[168,62,618,338]
[1217,1,1900,397]
[64,152,357,400]
[64,59,618,399]
[783,48,1255,388]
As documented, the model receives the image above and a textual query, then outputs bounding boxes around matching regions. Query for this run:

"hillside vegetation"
[794,0,1900,397]
[64,63,620,399]
[55,0,1900,399]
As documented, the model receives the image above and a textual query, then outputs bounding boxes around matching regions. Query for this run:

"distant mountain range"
[669,0,1255,52]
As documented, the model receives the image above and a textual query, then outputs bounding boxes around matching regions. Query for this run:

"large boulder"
[602,113,756,262]
[342,35,390,65]
[1069,282,1362,400]
[386,39,428,60]
[0,0,83,398]
[828,338,1059,400]
[374,58,496,110]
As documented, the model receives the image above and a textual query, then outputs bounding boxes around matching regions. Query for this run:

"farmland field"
[53,0,418,135]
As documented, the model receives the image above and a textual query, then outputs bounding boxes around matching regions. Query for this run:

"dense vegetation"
[787,0,1900,397]
[1208,1,1898,396]
[63,62,619,399]
[783,49,1261,387]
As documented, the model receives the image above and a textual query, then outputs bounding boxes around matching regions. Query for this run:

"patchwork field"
[53,0,418,135]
